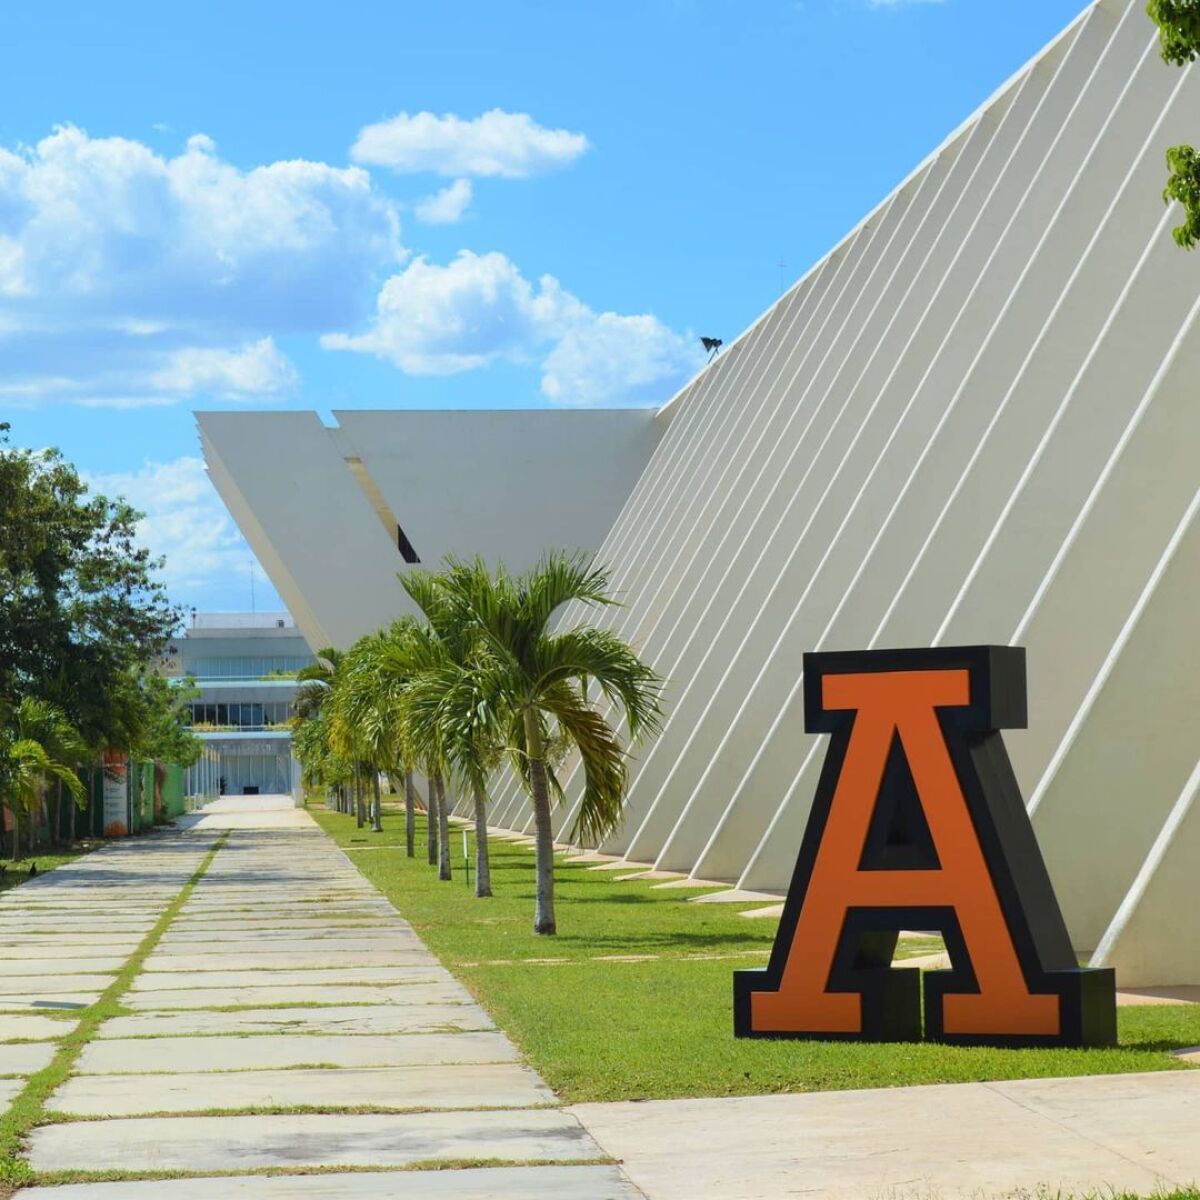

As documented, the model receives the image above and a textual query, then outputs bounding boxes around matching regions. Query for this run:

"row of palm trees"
[291,552,663,935]
[0,699,87,861]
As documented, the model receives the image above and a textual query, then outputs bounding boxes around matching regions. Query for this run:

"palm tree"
[292,705,353,811]
[398,570,507,898]
[296,649,350,812]
[1,699,87,862]
[380,615,455,882]
[329,636,383,832]
[374,619,426,859]
[440,553,663,934]
[366,617,443,869]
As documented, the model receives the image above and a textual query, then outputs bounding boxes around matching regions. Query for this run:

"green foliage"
[1148,0,1200,65]
[437,552,664,845]
[294,552,663,930]
[0,422,182,752]
[1165,144,1200,249]
[133,672,202,769]
[0,697,88,857]
[1147,3,1200,251]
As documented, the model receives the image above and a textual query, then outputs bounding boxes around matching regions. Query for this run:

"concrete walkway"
[5,798,1200,1199]
[573,1072,1200,1200]
[5,798,640,1198]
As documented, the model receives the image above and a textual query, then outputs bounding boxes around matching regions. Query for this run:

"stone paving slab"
[0,1078,23,1108]
[179,897,393,911]
[0,940,140,958]
[152,936,424,955]
[0,974,111,995]
[129,966,442,990]
[0,956,124,976]
[0,930,147,943]
[179,894,396,906]
[0,1041,57,1074]
[0,1013,78,1040]
[29,1108,607,1173]
[168,915,396,929]
[160,926,397,942]
[77,1030,520,1074]
[123,981,471,1010]
[97,1002,490,1038]
[51,1062,556,1116]
[19,1164,643,1198]
[140,950,430,972]
[571,1072,1200,1200]
[0,984,105,1003]
[124,979,470,1008]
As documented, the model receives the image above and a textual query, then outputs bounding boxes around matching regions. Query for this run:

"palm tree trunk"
[371,771,382,833]
[354,764,364,828]
[524,710,556,935]
[472,781,492,898]
[53,780,62,848]
[436,773,452,882]
[426,772,439,866]
[404,770,416,858]
[10,809,21,864]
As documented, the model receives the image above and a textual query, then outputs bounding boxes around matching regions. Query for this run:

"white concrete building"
[201,0,1200,986]
[177,614,313,805]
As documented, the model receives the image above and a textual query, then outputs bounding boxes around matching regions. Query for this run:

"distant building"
[177,613,314,802]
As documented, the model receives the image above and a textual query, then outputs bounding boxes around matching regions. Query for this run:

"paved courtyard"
[2,798,1198,1198]
[3,799,638,1198]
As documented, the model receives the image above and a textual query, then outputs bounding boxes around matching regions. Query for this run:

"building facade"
[177,614,313,802]
[201,0,1200,985]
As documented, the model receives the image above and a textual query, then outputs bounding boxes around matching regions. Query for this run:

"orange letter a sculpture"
[733,647,1116,1047]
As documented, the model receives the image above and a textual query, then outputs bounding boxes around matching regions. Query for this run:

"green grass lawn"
[0,842,99,896]
[315,806,1200,1105]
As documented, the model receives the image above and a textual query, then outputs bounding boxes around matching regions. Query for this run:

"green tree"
[293,705,354,810]
[1148,1,1200,248]
[0,424,180,739]
[133,674,202,821]
[441,553,663,934]
[328,631,414,835]
[394,621,455,882]
[0,699,87,861]
[396,572,505,897]
[371,619,425,858]
[295,649,350,812]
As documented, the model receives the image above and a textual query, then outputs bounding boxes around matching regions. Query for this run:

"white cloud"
[351,109,589,178]
[323,250,703,406]
[81,456,253,599]
[541,313,703,407]
[414,178,473,225]
[322,250,584,374]
[150,338,297,398]
[0,125,402,406]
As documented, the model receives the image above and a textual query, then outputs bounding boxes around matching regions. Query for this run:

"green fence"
[71,759,192,838]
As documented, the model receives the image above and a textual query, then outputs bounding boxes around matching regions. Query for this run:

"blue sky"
[1,0,1085,614]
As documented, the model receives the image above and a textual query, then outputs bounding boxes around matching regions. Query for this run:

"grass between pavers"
[44,1100,559,1122]
[0,842,101,896]
[0,832,228,1192]
[315,808,1200,1105]
[1003,1192,1200,1200]
[29,1157,615,1187]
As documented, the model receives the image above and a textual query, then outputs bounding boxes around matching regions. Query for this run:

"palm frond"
[531,627,663,741]
[540,683,627,845]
